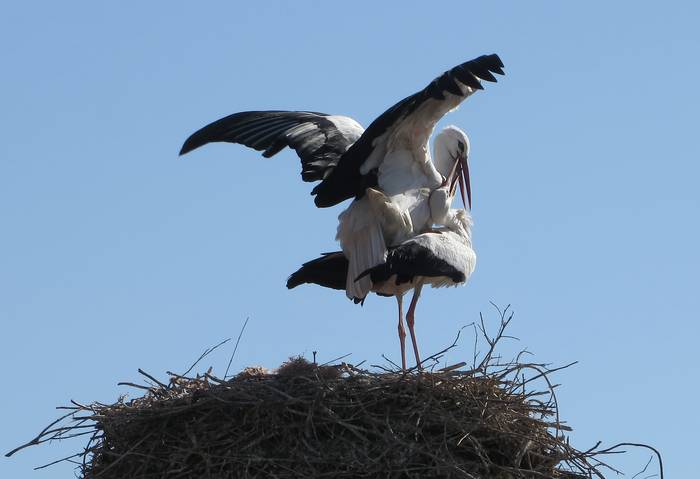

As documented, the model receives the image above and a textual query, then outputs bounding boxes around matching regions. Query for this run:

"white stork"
[287,207,475,370]
[179,54,503,301]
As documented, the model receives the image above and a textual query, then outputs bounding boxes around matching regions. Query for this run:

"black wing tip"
[473,53,504,69]
[313,196,331,208]
[311,186,338,208]
[486,53,504,69]
[179,137,198,156]
[490,65,505,76]
[449,53,505,91]
[286,273,301,289]
[178,110,279,157]
[179,125,218,156]
[465,53,505,73]
[478,53,505,77]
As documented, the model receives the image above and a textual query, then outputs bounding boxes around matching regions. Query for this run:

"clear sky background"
[2,1,698,477]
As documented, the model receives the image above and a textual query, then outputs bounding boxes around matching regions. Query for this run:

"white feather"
[326,115,365,144]
[428,186,451,226]
[336,198,388,300]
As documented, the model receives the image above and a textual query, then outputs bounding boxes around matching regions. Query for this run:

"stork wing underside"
[180,111,364,183]
[312,54,504,207]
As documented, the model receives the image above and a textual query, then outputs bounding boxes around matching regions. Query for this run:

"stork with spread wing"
[180,54,503,301]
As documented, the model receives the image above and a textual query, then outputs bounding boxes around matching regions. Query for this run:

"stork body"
[337,125,472,300]
[179,54,503,301]
[288,208,475,369]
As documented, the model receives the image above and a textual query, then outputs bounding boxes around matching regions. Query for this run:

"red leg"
[396,294,406,370]
[406,282,424,369]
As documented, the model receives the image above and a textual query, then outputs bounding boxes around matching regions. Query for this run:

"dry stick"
[438,362,467,373]
[138,368,168,389]
[116,381,155,392]
[632,455,654,479]
[597,443,664,479]
[204,372,226,384]
[182,337,232,377]
[410,325,466,373]
[377,354,401,371]
[71,399,90,409]
[518,361,578,387]
[165,370,193,382]
[477,305,515,371]
[34,452,84,470]
[43,423,93,435]
[470,321,480,369]
[319,352,352,367]
[5,411,75,457]
[225,316,249,379]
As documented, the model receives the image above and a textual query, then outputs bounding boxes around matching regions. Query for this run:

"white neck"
[432,133,454,180]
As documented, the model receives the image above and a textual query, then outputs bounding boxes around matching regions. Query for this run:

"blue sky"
[2,1,698,477]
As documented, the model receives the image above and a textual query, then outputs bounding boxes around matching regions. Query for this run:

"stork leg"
[396,294,407,370]
[406,282,424,369]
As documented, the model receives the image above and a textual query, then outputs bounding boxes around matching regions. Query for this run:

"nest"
[7,311,662,478]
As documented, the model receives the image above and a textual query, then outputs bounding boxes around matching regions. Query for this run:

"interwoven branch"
[6,307,662,479]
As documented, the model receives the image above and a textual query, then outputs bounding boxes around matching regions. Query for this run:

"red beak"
[449,154,471,210]
[459,154,471,210]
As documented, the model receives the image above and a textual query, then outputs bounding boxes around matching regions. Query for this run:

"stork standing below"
[287,207,475,370]
[179,54,503,302]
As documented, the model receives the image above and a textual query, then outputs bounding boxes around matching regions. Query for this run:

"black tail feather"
[287,252,348,291]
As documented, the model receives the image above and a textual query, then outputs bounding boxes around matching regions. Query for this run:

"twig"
[116,382,156,393]
[413,325,466,372]
[138,368,168,389]
[182,337,231,377]
[320,353,351,367]
[379,354,401,370]
[439,362,467,373]
[225,317,249,379]
[5,411,75,457]
[34,452,84,470]
[597,443,664,479]
[632,456,654,479]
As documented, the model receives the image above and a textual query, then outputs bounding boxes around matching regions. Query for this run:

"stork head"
[434,126,472,209]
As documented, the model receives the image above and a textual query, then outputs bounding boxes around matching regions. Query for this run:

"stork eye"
[457,141,465,152]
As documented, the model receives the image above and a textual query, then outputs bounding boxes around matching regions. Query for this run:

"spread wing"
[312,54,504,207]
[179,111,364,183]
